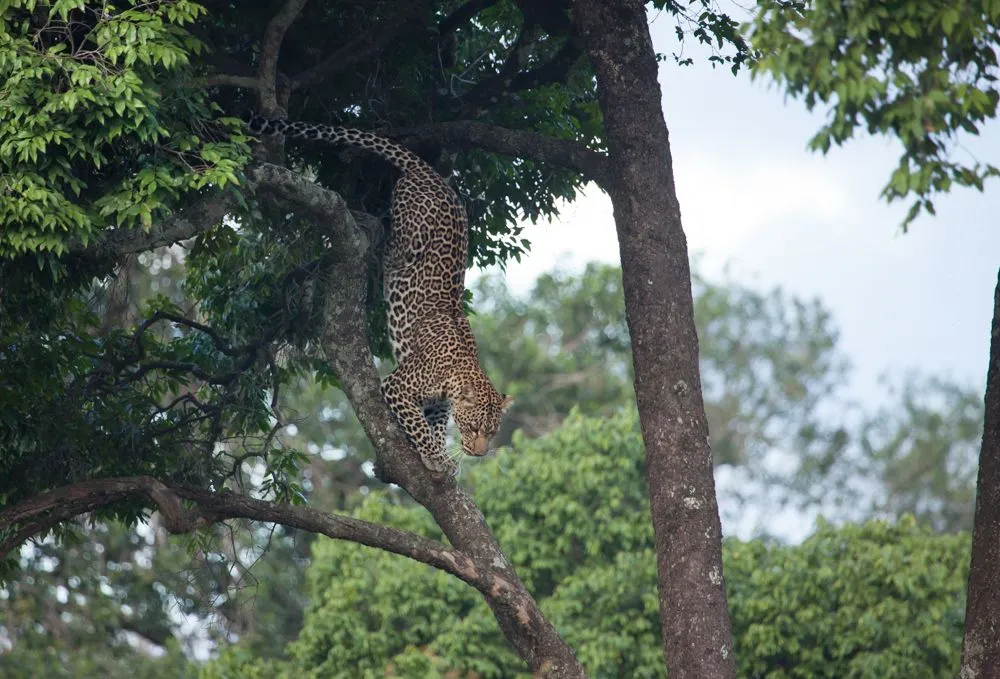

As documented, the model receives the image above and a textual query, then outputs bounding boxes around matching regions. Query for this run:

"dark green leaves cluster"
[749,0,1000,225]
[0,0,248,256]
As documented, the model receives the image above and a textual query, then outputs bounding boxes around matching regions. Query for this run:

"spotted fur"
[246,114,512,472]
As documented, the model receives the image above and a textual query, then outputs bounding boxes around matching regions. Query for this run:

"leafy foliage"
[203,412,970,678]
[749,0,1000,225]
[0,0,248,256]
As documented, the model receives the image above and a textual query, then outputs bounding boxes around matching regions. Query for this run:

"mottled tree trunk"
[960,267,1000,679]
[572,1,736,676]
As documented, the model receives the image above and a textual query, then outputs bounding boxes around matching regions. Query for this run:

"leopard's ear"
[500,394,514,411]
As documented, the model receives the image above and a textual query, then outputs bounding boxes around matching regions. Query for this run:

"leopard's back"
[384,170,470,362]
[246,114,470,362]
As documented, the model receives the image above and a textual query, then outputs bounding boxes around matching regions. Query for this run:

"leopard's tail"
[244,113,431,176]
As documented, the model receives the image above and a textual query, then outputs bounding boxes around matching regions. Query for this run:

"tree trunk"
[960,266,1000,679]
[572,1,736,676]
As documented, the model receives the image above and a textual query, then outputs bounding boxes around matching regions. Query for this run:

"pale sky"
[470,11,1000,540]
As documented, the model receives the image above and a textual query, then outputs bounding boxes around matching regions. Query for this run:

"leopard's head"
[451,376,513,457]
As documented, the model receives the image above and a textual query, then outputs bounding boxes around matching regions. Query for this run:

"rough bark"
[573,0,736,675]
[960,266,1000,679]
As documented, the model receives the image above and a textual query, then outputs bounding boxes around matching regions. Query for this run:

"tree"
[0,0,752,675]
[962,275,1000,678]
[572,0,749,673]
[8,252,985,670]
[749,0,1000,227]
[0,256,863,671]
[748,2,1000,674]
[203,411,971,678]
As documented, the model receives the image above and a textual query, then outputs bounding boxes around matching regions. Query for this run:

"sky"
[470,10,1000,540]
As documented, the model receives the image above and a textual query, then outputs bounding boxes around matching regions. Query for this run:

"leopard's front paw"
[420,451,458,475]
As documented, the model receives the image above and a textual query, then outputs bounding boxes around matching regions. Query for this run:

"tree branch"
[0,476,498,597]
[386,120,609,186]
[67,162,372,262]
[74,191,234,260]
[258,0,309,114]
[461,34,582,110]
[203,74,261,90]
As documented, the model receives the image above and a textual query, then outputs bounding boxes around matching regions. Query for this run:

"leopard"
[245,114,512,473]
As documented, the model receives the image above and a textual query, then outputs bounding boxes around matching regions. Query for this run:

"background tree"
[748,2,1000,673]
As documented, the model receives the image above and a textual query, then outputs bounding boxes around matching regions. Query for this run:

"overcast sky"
[469,10,999,539]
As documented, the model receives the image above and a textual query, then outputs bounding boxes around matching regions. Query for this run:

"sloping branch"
[67,162,367,261]
[0,476,498,596]
[386,120,610,186]
[75,191,234,260]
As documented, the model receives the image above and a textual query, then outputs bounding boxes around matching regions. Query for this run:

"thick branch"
[204,74,261,90]
[67,162,364,262]
[257,0,309,113]
[75,191,234,260]
[387,120,609,186]
[0,476,499,597]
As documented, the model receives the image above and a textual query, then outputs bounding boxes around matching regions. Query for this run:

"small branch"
[258,0,310,113]
[385,120,610,186]
[459,37,583,111]
[203,74,261,90]
[134,311,257,359]
[507,39,582,94]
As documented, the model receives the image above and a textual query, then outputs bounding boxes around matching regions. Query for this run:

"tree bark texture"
[573,1,737,676]
[960,266,1000,679]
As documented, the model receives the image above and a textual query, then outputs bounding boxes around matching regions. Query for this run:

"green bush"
[203,411,969,678]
